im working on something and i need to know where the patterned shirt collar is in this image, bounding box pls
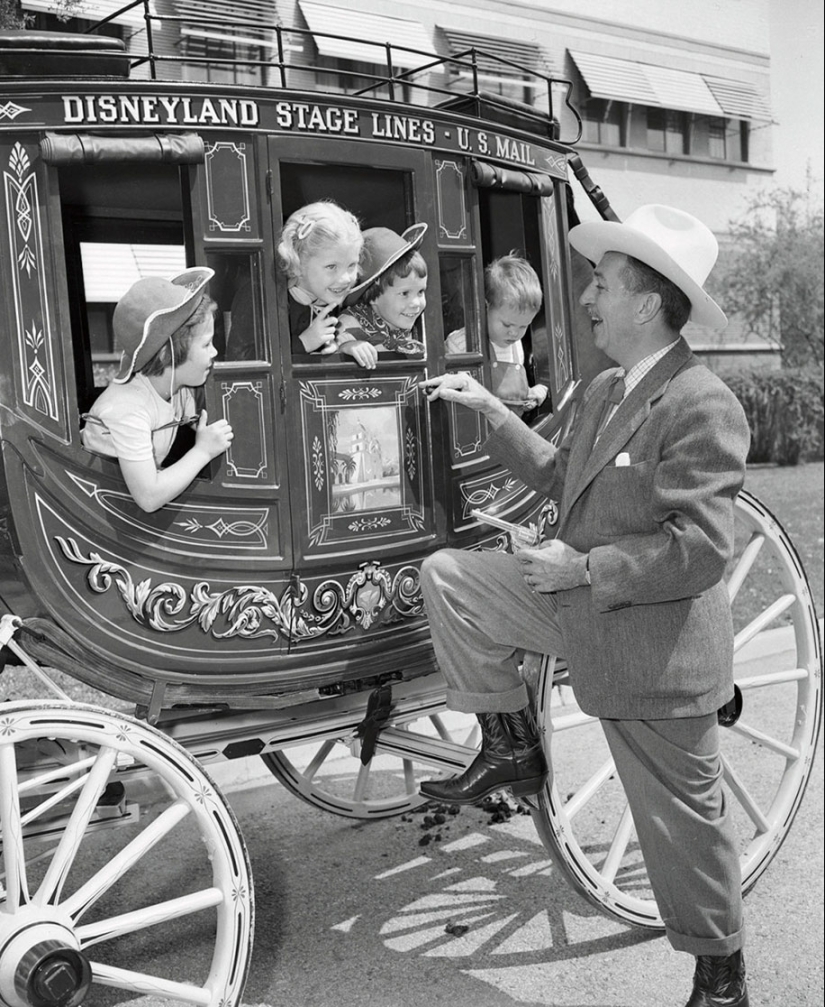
[619,339,681,397]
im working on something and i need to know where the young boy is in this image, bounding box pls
[82,267,233,512]
[337,224,428,370]
[446,254,547,416]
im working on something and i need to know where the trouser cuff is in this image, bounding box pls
[446,683,530,714]
[666,925,745,957]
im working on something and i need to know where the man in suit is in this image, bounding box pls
[418,204,751,1007]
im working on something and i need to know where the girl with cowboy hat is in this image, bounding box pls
[336,223,428,369]
[81,267,233,512]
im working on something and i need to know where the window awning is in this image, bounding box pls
[704,76,772,121]
[20,0,147,27]
[569,50,771,121]
[175,0,277,31]
[440,27,551,82]
[297,1,433,69]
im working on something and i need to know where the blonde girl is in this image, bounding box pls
[276,200,363,354]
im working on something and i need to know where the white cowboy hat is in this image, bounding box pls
[113,267,214,382]
[345,222,428,304]
[569,204,726,330]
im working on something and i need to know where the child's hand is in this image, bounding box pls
[340,340,379,370]
[300,302,339,353]
[525,383,549,408]
[194,410,234,460]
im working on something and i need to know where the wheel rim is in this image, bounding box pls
[530,489,822,928]
[262,709,480,819]
[0,702,253,1006]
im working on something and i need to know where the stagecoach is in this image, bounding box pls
[0,11,821,1005]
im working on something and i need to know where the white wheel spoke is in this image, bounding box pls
[727,532,765,602]
[78,888,223,947]
[430,714,450,741]
[304,739,336,781]
[733,594,797,651]
[90,962,211,1004]
[35,745,118,906]
[601,804,635,884]
[63,800,191,920]
[735,667,808,689]
[728,720,800,760]
[0,744,29,910]
[721,754,771,833]
[17,754,97,794]
[20,773,88,828]
[564,758,616,820]
[403,758,416,792]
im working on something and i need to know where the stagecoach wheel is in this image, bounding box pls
[530,488,822,929]
[0,701,253,1007]
[261,709,479,819]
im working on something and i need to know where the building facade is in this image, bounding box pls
[21,0,778,359]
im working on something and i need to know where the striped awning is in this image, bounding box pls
[440,28,551,81]
[704,76,772,121]
[297,1,433,69]
[20,0,148,27]
[569,50,771,122]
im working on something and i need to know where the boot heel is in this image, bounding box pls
[509,776,546,797]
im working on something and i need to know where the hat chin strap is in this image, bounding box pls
[168,337,176,400]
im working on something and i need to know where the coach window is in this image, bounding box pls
[277,159,421,362]
[205,251,265,362]
[441,256,479,356]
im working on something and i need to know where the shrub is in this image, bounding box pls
[724,367,824,466]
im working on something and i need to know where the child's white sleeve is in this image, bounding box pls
[85,407,156,463]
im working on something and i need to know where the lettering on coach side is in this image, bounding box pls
[274,101,360,134]
[62,95,260,127]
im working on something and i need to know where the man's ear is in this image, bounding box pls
[637,290,662,324]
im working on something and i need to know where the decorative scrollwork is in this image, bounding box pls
[311,435,325,491]
[55,536,423,642]
[404,426,417,481]
[338,387,382,401]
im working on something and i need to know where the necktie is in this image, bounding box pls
[595,374,625,440]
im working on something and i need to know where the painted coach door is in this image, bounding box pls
[267,136,441,579]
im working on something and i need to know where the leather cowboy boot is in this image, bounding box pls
[419,706,547,804]
[685,950,749,1007]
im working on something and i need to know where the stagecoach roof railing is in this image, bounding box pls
[80,0,583,145]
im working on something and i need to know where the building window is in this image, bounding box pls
[647,108,688,155]
[182,34,267,86]
[738,121,750,163]
[315,58,411,101]
[582,98,624,146]
[708,117,728,159]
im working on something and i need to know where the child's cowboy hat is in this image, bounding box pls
[113,267,214,383]
[346,222,428,303]
[568,204,726,330]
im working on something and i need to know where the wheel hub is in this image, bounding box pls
[0,918,91,1007]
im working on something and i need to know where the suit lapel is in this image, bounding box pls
[561,340,695,522]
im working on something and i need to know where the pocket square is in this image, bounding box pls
[615,452,631,467]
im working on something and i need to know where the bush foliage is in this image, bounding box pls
[724,366,824,466]
[708,186,824,368]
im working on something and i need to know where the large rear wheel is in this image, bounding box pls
[530,489,822,928]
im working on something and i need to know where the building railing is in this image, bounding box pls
[82,0,583,143]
